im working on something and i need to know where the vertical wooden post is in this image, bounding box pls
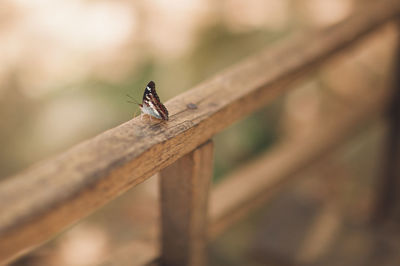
[159,140,213,266]
[373,28,400,223]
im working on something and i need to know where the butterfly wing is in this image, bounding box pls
[142,81,169,120]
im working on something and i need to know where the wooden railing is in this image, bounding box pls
[1,0,400,265]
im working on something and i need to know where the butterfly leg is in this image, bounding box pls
[140,113,143,121]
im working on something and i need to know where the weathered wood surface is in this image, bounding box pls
[160,141,213,266]
[101,89,390,266]
[0,0,399,264]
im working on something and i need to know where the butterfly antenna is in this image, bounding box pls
[126,94,140,105]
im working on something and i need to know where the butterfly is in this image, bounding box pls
[127,81,169,121]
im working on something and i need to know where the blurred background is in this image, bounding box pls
[1,0,399,265]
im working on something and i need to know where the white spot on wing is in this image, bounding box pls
[148,101,160,116]
[140,100,162,119]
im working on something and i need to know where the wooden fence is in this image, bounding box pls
[1,0,400,265]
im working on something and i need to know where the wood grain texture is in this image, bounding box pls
[96,87,390,266]
[160,140,213,266]
[0,0,399,264]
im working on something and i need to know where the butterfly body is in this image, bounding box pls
[130,81,169,121]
